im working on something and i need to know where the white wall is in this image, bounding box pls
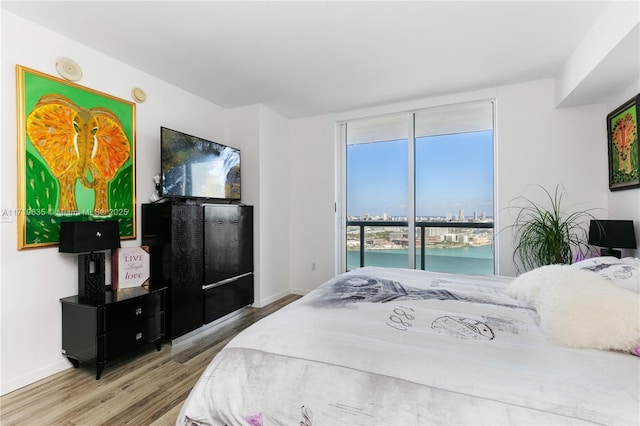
[256,106,291,304]
[288,115,337,294]
[495,79,608,276]
[228,104,291,305]
[0,12,229,394]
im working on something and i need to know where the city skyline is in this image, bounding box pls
[347,210,494,222]
[347,131,494,218]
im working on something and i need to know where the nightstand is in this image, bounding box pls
[60,286,165,379]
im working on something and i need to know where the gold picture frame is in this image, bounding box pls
[16,65,136,249]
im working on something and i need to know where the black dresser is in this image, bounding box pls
[142,201,254,340]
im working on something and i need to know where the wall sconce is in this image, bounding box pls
[59,221,121,300]
[588,219,637,258]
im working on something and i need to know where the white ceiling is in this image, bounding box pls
[2,1,632,118]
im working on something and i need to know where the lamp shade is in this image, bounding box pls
[588,220,637,249]
[59,220,121,253]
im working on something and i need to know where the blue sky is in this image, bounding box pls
[347,131,494,217]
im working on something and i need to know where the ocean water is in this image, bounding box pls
[347,244,495,275]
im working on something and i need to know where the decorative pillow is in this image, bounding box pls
[571,257,640,293]
[506,265,640,352]
[505,264,568,308]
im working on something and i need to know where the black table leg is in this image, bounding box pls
[96,364,105,380]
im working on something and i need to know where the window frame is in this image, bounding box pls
[337,99,497,274]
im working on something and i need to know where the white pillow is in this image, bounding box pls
[505,264,568,308]
[571,257,640,293]
[506,265,640,352]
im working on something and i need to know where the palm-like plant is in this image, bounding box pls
[507,185,597,273]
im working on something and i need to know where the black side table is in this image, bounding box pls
[60,286,165,379]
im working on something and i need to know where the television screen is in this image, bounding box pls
[160,127,241,200]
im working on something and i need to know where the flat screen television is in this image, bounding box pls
[160,127,241,200]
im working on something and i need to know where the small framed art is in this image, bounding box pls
[607,94,639,191]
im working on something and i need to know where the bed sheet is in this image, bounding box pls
[178,267,640,425]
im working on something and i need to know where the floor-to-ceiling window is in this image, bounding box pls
[345,114,410,270]
[344,101,495,274]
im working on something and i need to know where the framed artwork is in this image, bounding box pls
[16,65,136,249]
[607,94,639,191]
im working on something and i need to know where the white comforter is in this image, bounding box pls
[178,267,640,425]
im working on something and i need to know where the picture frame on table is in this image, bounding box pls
[607,94,639,191]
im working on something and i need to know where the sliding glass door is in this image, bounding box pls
[346,114,409,270]
[344,101,495,274]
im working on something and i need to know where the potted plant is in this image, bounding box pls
[507,184,598,273]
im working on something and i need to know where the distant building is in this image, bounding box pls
[425,228,447,237]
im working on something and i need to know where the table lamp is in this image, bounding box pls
[59,220,121,300]
[588,219,637,258]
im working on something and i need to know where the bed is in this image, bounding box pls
[177,259,640,425]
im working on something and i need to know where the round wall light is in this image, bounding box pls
[55,57,83,81]
[131,87,147,103]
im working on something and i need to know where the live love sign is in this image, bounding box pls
[111,246,150,289]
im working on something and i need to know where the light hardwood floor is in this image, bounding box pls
[0,294,301,426]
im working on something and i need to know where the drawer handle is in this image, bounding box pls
[136,332,143,340]
[135,308,142,315]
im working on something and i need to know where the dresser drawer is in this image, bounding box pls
[101,314,163,360]
[103,291,163,331]
[203,274,254,324]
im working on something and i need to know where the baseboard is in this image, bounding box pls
[1,358,71,396]
[170,287,306,346]
[253,288,294,307]
[170,307,249,347]
[288,287,310,296]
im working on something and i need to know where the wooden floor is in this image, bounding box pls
[0,294,301,426]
